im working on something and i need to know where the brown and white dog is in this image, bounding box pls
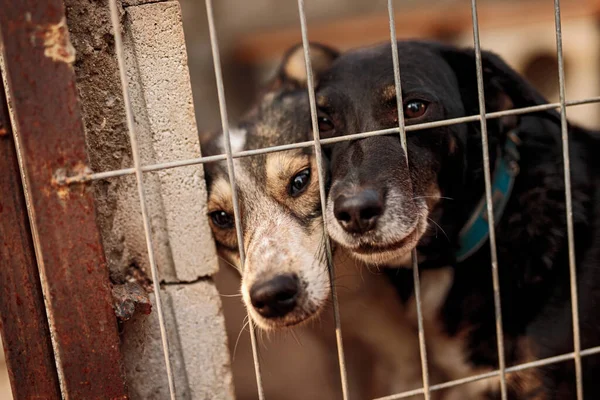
[202,46,439,399]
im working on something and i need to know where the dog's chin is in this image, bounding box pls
[349,244,415,266]
[246,300,328,331]
[346,227,420,266]
[328,213,428,267]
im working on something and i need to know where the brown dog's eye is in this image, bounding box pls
[404,100,428,119]
[289,168,311,197]
[210,210,234,229]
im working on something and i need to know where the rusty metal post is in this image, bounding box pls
[0,74,62,400]
[0,1,128,398]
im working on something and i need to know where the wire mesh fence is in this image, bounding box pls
[4,0,600,399]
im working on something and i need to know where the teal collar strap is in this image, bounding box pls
[455,131,521,263]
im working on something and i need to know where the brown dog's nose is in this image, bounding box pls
[250,274,299,319]
[334,189,384,234]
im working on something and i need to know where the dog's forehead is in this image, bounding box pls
[205,89,315,202]
[322,42,457,96]
[244,90,312,150]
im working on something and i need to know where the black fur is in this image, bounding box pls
[317,40,600,399]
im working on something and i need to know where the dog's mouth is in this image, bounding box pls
[254,305,326,330]
[331,212,428,266]
[352,226,419,255]
[325,191,430,265]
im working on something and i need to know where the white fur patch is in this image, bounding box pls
[219,127,247,154]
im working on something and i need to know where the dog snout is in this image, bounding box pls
[333,188,384,234]
[249,274,300,319]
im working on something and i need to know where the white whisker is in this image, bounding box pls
[427,217,450,242]
[233,316,251,362]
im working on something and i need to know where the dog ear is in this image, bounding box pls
[271,42,340,89]
[439,46,560,131]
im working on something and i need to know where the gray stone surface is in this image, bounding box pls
[121,281,234,400]
[125,1,217,281]
[166,282,234,400]
[67,0,217,283]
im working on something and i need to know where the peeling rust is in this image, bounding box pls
[111,282,152,321]
[52,162,93,186]
[38,17,76,64]
[51,163,94,204]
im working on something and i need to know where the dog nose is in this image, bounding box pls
[333,189,384,234]
[250,274,299,319]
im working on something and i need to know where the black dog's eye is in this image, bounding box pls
[210,210,234,229]
[404,100,428,119]
[317,113,335,133]
[289,168,311,197]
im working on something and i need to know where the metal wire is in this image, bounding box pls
[54,3,598,399]
[204,0,265,398]
[107,0,176,398]
[296,1,350,398]
[386,1,431,399]
[553,1,584,398]
[55,97,600,186]
[469,1,508,398]
[373,344,600,400]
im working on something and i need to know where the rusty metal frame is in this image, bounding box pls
[0,71,62,400]
[0,1,128,398]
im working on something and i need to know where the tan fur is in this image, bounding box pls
[283,46,336,86]
[265,151,321,218]
[425,182,442,211]
[316,95,328,108]
[506,338,546,400]
[382,84,398,103]
[284,50,310,85]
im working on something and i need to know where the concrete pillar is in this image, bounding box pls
[64,0,234,398]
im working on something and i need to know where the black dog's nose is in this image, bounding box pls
[334,189,384,234]
[250,274,299,319]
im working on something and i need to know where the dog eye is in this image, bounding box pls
[404,100,428,119]
[289,168,311,197]
[317,113,335,134]
[209,210,234,229]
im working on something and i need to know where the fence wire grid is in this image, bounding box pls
[84,0,600,399]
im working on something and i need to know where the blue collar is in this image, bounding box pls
[455,131,521,263]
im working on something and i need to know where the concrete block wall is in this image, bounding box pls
[64,0,233,398]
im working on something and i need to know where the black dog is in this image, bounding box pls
[298,41,600,399]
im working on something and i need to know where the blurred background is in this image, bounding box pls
[180,0,600,134]
[2,0,600,399]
